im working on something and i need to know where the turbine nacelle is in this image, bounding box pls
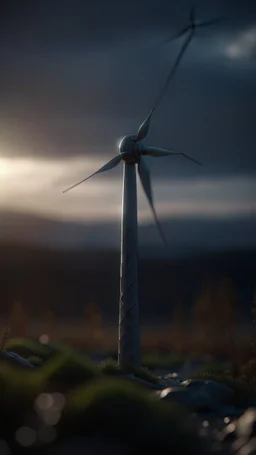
[118,135,141,164]
[63,133,202,196]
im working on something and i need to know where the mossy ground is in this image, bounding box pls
[2,337,256,454]
[0,338,207,454]
[98,357,159,384]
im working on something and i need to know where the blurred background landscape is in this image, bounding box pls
[0,235,255,360]
[1,0,256,361]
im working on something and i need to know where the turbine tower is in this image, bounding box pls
[63,8,220,369]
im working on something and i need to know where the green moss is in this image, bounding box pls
[5,337,55,360]
[61,378,205,453]
[0,349,101,447]
[38,350,100,392]
[0,350,99,413]
[0,363,46,442]
[0,349,206,454]
[98,357,122,375]
[27,355,43,366]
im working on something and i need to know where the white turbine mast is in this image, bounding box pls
[63,8,221,369]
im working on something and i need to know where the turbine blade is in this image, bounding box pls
[196,17,226,28]
[136,109,154,142]
[63,154,123,193]
[142,146,203,165]
[181,153,203,166]
[189,5,196,24]
[142,146,178,157]
[152,30,194,112]
[138,157,168,246]
[161,26,190,45]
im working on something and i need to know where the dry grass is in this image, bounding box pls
[0,316,252,363]
[0,326,10,351]
[1,279,252,363]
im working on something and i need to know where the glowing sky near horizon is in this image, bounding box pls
[0,156,255,223]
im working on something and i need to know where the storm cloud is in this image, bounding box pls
[1,0,255,176]
[0,0,255,249]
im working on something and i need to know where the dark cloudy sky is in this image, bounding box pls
[0,0,255,248]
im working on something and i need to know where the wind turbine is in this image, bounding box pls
[63,7,220,369]
[63,118,202,369]
[163,6,224,45]
[152,6,224,112]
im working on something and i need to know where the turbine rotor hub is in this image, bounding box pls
[118,135,141,164]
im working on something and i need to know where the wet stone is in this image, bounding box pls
[1,350,34,368]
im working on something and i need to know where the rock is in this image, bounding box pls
[159,373,183,387]
[156,379,234,413]
[160,380,183,388]
[120,374,165,390]
[1,350,34,368]
[181,379,234,412]
[155,386,197,410]
[215,405,246,418]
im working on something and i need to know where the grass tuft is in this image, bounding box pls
[98,357,159,384]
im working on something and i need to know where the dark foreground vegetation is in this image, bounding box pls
[2,333,256,454]
[0,246,255,453]
[0,338,209,455]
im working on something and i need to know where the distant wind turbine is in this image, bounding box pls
[63,7,220,369]
[152,6,225,112]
